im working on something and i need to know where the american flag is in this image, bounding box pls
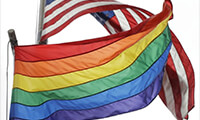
[37,0,194,119]
[39,0,127,41]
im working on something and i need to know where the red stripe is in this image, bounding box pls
[109,16,122,33]
[121,9,138,28]
[45,0,71,17]
[170,31,195,114]
[15,35,124,62]
[15,37,121,62]
[159,87,168,106]
[166,54,182,119]
[41,4,132,41]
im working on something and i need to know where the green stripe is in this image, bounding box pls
[11,26,171,106]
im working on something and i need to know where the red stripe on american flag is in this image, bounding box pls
[121,9,138,28]
[159,87,168,106]
[109,16,122,33]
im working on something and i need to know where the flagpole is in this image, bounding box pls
[36,0,47,44]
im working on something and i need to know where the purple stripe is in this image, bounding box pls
[46,70,163,120]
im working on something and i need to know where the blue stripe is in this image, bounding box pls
[46,0,55,6]
[91,10,115,25]
[10,42,172,120]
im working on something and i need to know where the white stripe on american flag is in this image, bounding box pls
[162,70,177,118]
[137,9,150,19]
[105,21,116,34]
[126,8,142,24]
[45,0,64,12]
[170,44,189,117]
[113,9,131,31]
[44,0,86,24]
[42,1,122,36]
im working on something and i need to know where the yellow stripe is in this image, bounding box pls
[13,13,171,92]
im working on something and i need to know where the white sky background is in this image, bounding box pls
[0,0,199,120]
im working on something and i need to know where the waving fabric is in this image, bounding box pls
[10,0,194,120]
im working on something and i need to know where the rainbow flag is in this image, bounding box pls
[10,1,186,120]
